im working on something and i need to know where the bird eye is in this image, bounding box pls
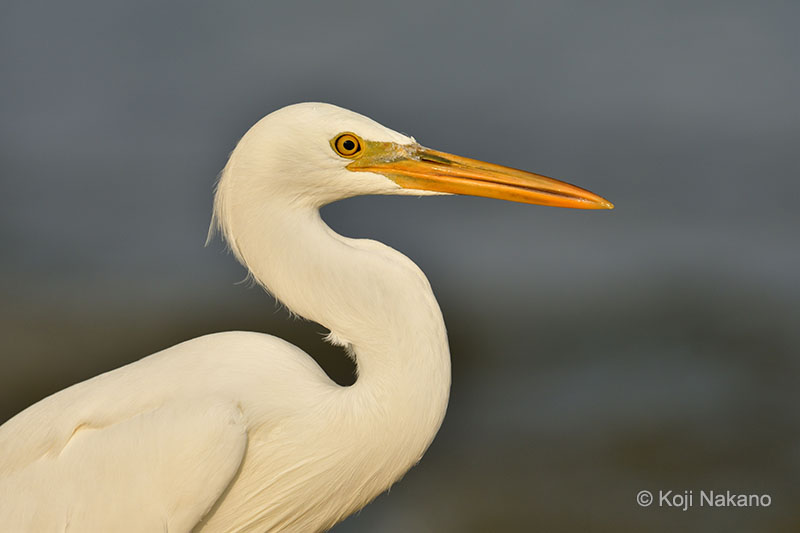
[332,133,363,158]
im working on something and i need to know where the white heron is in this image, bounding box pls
[0,103,612,532]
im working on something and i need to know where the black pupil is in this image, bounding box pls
[342,139,356,151]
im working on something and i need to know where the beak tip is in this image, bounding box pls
[584,195,613,210]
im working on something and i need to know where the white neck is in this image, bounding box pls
[219,190,451,466]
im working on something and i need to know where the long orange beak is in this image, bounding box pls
[347,141,613,210]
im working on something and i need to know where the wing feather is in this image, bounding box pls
[0,398,247,532]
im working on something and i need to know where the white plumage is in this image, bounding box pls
[0,103,611,532]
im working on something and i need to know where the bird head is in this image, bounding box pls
[215,102,613,211]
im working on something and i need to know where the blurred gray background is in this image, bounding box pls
[1,1,798,531]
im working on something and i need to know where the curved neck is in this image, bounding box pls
[225,200,451,456]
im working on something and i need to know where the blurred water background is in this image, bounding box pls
[1,1,799,531]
